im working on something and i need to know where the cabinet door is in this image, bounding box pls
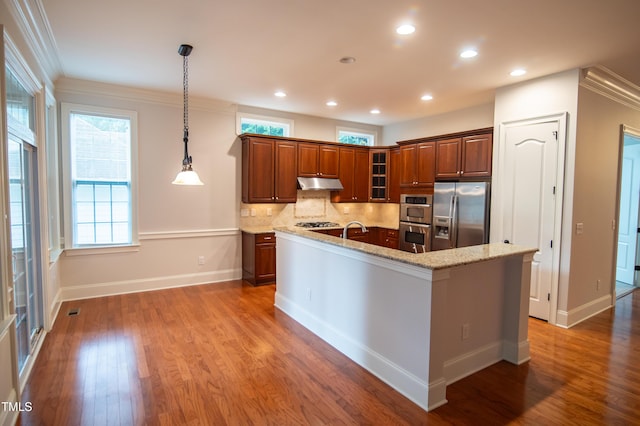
[319,145,339,178]
[245,138,275,202]
[388,148,401,202]
[297,143,319,177]
[399,145,417,187]
[332,147,355,202]
[435,138,461,178]
[416,142,436,186]
[274,141,298,202]
[255,243,276,281]
[353,148,370,201]
[461,133,493,177]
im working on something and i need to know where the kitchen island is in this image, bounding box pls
[273,226,537,411]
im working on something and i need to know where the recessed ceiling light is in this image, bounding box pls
[274,91,287,97]
[370,109,381,114]
[339,56,356,64]
[460,49,478,59]
[326,100,338,107]
[510,69,526,77]
[396,24,415,35]
[421,94,433,101]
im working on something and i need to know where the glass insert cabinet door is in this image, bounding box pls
[8,135,43,373]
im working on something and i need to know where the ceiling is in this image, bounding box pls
[40,0,640,126]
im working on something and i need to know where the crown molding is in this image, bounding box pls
[55,77,238,115]
[5,0,62,85]
[580,66,640,112]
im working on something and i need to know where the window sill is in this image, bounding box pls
[64,244,141,257]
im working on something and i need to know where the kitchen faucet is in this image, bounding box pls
[342,221,367,239]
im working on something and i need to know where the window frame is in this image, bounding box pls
[60,102,139,252]
[236,112,294,137]
[336,127,377,146]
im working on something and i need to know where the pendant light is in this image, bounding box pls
[172,44,204,185]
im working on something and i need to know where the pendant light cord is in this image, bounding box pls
[182,52,191,167]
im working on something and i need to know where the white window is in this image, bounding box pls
[337,127,376,146]
[237,112,293,137]
[61,103,138,249]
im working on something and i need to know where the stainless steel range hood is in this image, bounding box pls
[297,177,344,191]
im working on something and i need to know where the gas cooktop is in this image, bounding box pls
[295,221,340,228]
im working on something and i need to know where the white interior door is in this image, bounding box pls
[501,120,560,320]
[616,138,640,285]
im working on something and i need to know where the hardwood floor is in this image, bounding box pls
[19,281,640,425]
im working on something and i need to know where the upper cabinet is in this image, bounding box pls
[331,147,369,202]
[369,149,388,202]
[242,136,297,203]
[297,143,339,178]
[435,133,492,179]
[399,141,436,189]
[460,133,493,178]
[388,147,401,203]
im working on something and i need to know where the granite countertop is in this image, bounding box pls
[241,222,398,235]
[274,226,537,270]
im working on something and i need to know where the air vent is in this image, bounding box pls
[67,308,80,316]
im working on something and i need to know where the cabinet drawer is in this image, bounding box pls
[386,229,399,238]
[256,233,276,244]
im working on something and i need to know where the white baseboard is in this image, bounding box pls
[443,341,504,385]
[59,268,242,302]
[275,291,436,412]
[555,294,613,328]
[0,389,18,426]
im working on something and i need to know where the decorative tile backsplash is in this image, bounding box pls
[240,190,399,228]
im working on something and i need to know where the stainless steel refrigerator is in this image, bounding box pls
[431,182,490,251]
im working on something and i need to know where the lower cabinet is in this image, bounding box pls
[242,232,276,286]
[312,227,398,249]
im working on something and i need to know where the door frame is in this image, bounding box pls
[613,124,640,295]
[492,112,568,325]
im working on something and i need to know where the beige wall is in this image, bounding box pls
[571,86,640,310]
[381,103,494,145]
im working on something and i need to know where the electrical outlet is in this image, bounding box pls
[250,208,257,217]
[198,256,205,265]
[267,207,272,216]
[462,323,470,340]
[576,223,584,235]
[240,209,249,217]
[597,279,601,291]
[343,207,350,214]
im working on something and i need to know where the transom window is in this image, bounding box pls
[337,127,376,146]
[62,104,138,248]
[237,113,293,137]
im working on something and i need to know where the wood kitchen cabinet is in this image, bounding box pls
[242,232,276,286]
[297,143,339,178]
[331,147,369,202]
[377,228,399,249]
[435,133,492,179]
[388,147,401,203]
[369,149,389,202]
[242,136,297,203]
[399,142,436,190]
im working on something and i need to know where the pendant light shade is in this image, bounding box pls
[172,43,204,186]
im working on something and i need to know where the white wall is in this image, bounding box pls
[381,103,494,145]
[493,69,580,323]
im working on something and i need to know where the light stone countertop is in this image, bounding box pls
[274,226,537,270]
[240,222,398,235]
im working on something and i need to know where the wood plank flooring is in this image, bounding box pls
[18,282,640,425]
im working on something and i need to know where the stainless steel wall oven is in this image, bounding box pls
[399,194,432,253]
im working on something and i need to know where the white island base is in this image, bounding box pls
[274,229,535,411]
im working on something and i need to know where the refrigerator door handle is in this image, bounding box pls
[451,194,459,247]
